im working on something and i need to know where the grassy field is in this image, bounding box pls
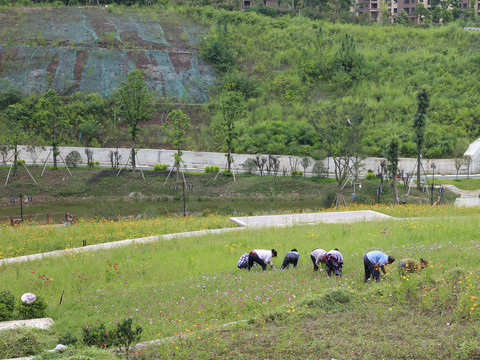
[434,177,480,190]
[1,206,480,359]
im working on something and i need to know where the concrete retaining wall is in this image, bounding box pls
[8,145,472,176]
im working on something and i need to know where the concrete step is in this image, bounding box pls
[455,197,480,207]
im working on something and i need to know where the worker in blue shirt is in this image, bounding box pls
[364,250,395,283]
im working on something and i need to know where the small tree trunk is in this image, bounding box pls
[416,146,421,190]
[393,176,399,205]
[176,149,181,181]
[131,143,136,171]
[13,144,18,176]
[227,146,232,171]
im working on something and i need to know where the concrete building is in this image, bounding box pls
[356,0,475,22]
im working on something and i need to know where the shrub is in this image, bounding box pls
[153,164,168,171]
[113,318,143,357]
[205,166,220,173]
[312,161,327,178]
[65,151,82,168]
[290,170,303,176]
[218,204,235,215]
[58,332,78,345]
[321,190,337,208]
[202,208,214,217]
[200,33,235,73]
[0,303,11,322]
[242,158,257,174]
[17,296,47,320]
[16,159,26,166]
[365,172,376,180]
[352,193,371,204]
[222,169,233,177]
[81,323,115,348]
[0,290,15,314]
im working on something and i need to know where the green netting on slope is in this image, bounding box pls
[79,49,135,97]
[51,48,77,94]
[3,9,99,46]
[123,16,168,46]
[0,46,215,101]
[0,8,216,101]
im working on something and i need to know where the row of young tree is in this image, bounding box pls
[308,88,470,205]
[0,70,242,177]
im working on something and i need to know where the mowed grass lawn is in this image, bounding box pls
[1,206,480,359]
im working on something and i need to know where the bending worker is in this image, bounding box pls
[364,250,395,282]
[310,248,327,271]
[248,249,277,271]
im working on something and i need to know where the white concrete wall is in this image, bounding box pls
[7,145,470,176]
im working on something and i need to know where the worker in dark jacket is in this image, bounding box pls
[280,249,300,269]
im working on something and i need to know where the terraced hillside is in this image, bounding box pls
[0,7,215,101]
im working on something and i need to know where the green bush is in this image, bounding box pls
[242,158,257,174]
[218,204,235,215]
[0,290,15,316]
[321,190,337,208]
[65,151,82,168]
[153,164,168,171]
[81,323,115,348]
[113,318,143,357]
[312,161,327,178]
[200,33,235,73]
[365,172,376,180]
[0,303,11,322]
[58,332,78,346]
[221,169,232,177]
[17,297,47,320]
[290,170,303,176]
[352,193,371,204]
[205,166,220,173]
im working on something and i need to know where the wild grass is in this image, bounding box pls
[0,215,234,259]
[1,209,480,358]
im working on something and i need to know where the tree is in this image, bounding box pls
[4,104,29,175]
[464,155,472,178]
[115,70,153,171]
[414,3,432,23]
[301,156,312,177]
[216,91,245,171]
[386,136,400,205]
[453,139,469,180]
[413,88,430,190]
[35,89,64,170]
[309,103,364,205]
[162,109,190,180]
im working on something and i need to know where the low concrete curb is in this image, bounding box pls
[230,210,392,228]
[0,318,54,332]
[0,228,241,267]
